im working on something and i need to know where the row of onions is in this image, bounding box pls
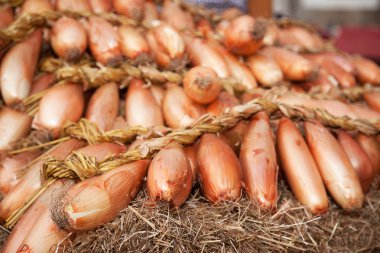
[0,0,380,252]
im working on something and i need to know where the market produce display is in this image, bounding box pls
[0,0,380,252]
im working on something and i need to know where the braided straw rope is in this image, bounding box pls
[5,97,380,228]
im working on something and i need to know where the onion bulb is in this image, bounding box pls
[19,0,53,15]
[277,117,329,214]
[197,134,242,203]
[161,0,194,31]
[147,144,192,207]
[125,79,163,127]
[36,83,84,135]
[206,91,239,116]
[364,92,380,113]
[88,0,113,13]
[56,0,91,11]
[223,15,266,55]
[240,112,277,210]
[55,160,147,231]
[304,121,364,210]
[356,134,380,175]
[247,53,283,87]
[86,82,119,131]
[113,0,144,21]
[0,30,42,105]
[351,56,380,85]
[183,66,222,104]
[118,25,151,63]
[0,150,41,195]
[337,131,374,193]
[87,17,123,66]
[51,17,88,61]
[162,85,205,128]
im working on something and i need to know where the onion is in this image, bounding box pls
[118,25,151,63]
[0,139,84,221]
[147,144,192,207]
[36,83,84,135]
[142,1,158,25]
[301,67,335,93]
[17,207,68,252]
[215,20,230,38]
[206,91,239,116]
[240,112,277,210]
[111,116,128,130]
[351,56,380,85]
[185,37,230,78]
[51,17,88,61]
[198,134,242,203]
[223,15,265,55]
[222,121,248,154]
[113,0,144,21]
[337,131,374,193]
[30,74,55,95]
[2,180,72,253]
[261,47,317,81]
[306,54,356,88]
[56,0,91,11]
[184,144,198,182]
[210,41,258,90]
[162,85,205,128]
[277,118,329,214]
[279,26,323,52]
[0,150,41,195]
[57,160,147,231]
[221,8,242,20]
[150,85,165,107]
[364,92,380,113]
[125,79,163,127]
[0,30,42,105]
[146,22,186,70]
[304,121,364,210]
[356,134,380,175]
[19,0,53,15]
[0,108,32,151]
[247,53,283,87]
[87,17,123,66]
[350,103,380,122]
[277,28,303,52]
[161,0,194,31]
[183,66,222,104]
[86,82,119,131]
[88,0,113,13]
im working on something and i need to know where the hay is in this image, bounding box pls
[1,180,379,252]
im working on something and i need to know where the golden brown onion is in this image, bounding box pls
[183,66,222,104]
[86,82,119,131]
[0,108,32,150]
[206,91,239,116]
[364,92,380,113]
[51,17,87,61]
[57,160,148,232]
[162,85,205,128]
[36,83,84,134]
[247,53,283,87]
[198,134,242,203]
[337,131,374,193]
[30,74,55,95]
[0,30,42,105]
[147,145,192,207]
[0,139,84,221]
[143,1,158,24]
[113,0,144,21]
[185,37,230,78]
[262,23,279,46]
[277,118,329,214]
[304,121,364,210]
[88,0,112,13]
[150,84,165,107]
[356,134,380,175]
[87,17,123,66]
[56,0,91,11]
[184,144,198,182]
[240,112,277,210]
[223,15,265,55]
[301,67,335,93]
[0,6,13,28]
[146,22,186,70]
[261,46,317,81]
[125,79,163,127]
[0,150,41,195]
[19,0,53,15]
[351,56,380,85]
[118,25,151,63]
[161,0,194,31]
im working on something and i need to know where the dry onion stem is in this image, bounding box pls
[5,97,380,228]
